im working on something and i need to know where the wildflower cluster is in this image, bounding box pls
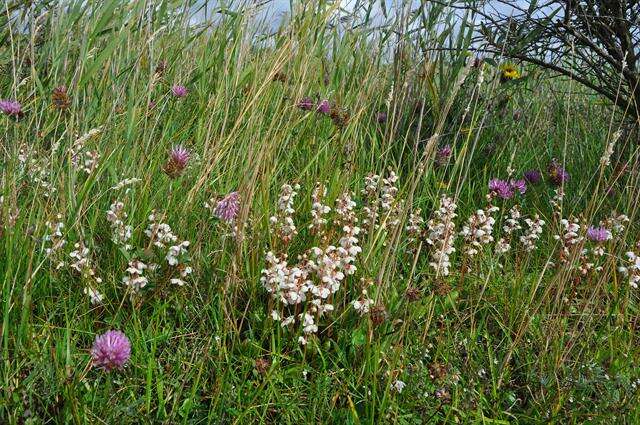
[520,215,545,252]
[405,208,424,251]
[262,185,363,345]
[460,204,499,257]
[70,128,102,175]
[69,241,104,303]
[17,146,57,196]
[43,215,67,269]
[122,259,149,292]
[106,201,133,250]
[144,212,192,286]
[619,251,640,288]
[361,170,401,231]
[426,195,457,276]
[554,217,583,264]
[270,183,300,243]
[496,206,522,254]
[309,183,331,234]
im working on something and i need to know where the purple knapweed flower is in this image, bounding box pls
[214,191,240,223]
[0,99,23,118]
[316,99,331,114]
[297,97,314,111]
[548,159,570,186]
[523,169,542,184]
[488,178,514,199]
[586,226,611,242]
[171,85,188,98]
[436,145,452,166]
[163,145,190,178]
[509,179,527,195]
[91,330,131,371]
[376,112,387,124]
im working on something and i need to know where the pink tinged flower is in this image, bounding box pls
[586,226,610,242]
[488,178,513,199]
[163,145,190,178]
[91,330,131,371]
[376,112,387,123]
[297,97,314,111]
[436,145,452,166]
[214,191,240,223]
[171,85,188,98]
[509,179,527,194]
[0,99,23,118]
[170,145,190,168]
[523,169,542,184]
[316,99,331,114]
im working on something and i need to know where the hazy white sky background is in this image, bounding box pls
[190,1,539,36]
[190,0,419,32]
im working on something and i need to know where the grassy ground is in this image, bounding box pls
[1,1,639,423]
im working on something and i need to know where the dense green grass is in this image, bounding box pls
[1,1,639,423]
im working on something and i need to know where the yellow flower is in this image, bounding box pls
[500,63,520,80]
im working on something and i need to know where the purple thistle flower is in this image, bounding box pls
[163,145,190,178]
[214,191,240,223]
[586,226,610,242]
[436,145,452,166]
[316,99,331,114]
[91,330,131,371]
[548,159,570,186]
[523,169,542,184]
[297,97,314,111]
[171,85,188,98]
[0,99,23,118]
[376,112,387,124]
[509,179,527,195]
[488,178,514,199]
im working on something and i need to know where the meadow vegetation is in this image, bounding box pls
[1,1,639,423]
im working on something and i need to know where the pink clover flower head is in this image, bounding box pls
[488,178,514,199]
[586,226,610,242]
[0,99,23,117]
[91,330,131,371]
[436,144,452,166]
[163,145,190,178]
[214,191,240,223]
[509,179,527,195]
[171,85,188,98]
[316,99,331,114]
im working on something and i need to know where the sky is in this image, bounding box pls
[190,0,411,32]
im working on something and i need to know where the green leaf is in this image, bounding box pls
[351,327,366,346]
